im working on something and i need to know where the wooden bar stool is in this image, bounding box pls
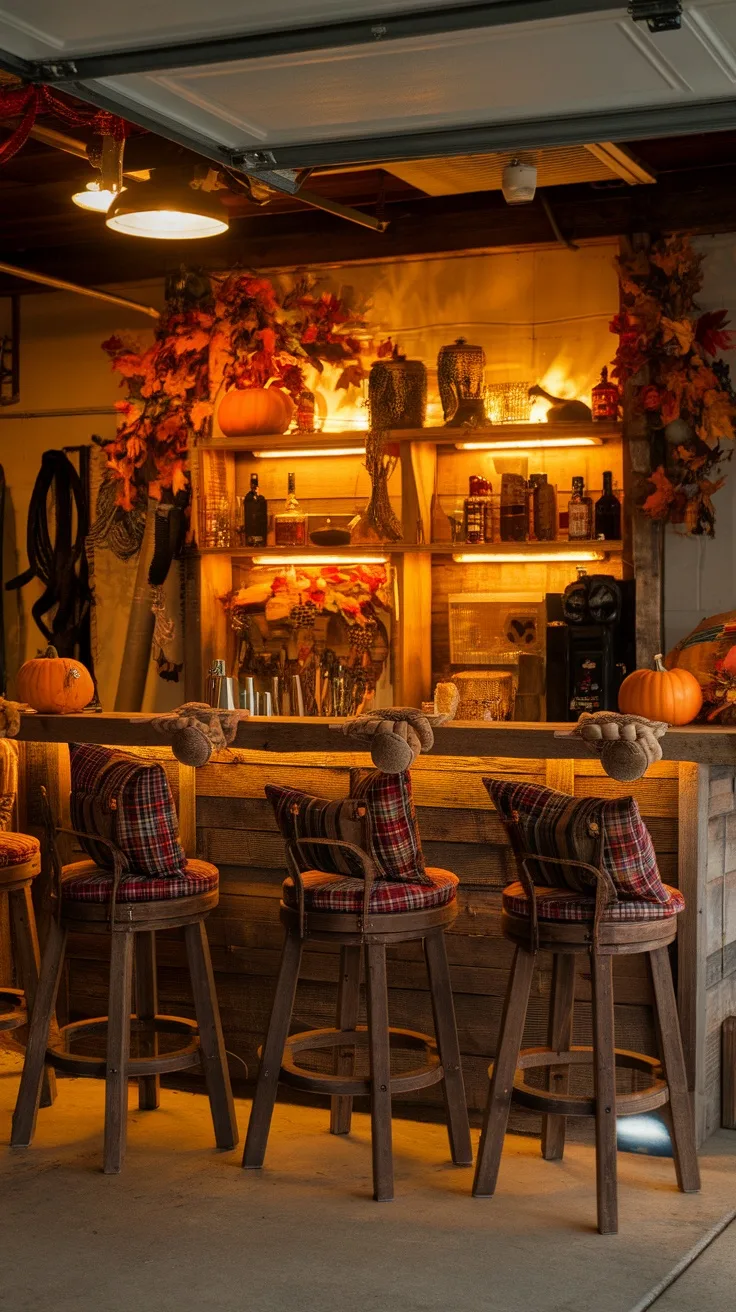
[11,812,238,1173]
[243,837,472,1200]
[472,854,700,1234]
[0,831,55,1108]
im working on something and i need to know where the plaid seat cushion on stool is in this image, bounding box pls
[282,866,458,914]
[349,768,430,884]
[0,832,39,867]
[484,778,670,905]
[61,858,219,903]
[70,743,186,878]
[502,881,685,923]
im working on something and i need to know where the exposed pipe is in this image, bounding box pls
[28,124,89,160]
[540,194,579,252]
[0,406,117,421]
[0,261,160,319]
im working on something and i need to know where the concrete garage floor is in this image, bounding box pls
[2,1047,736,1312]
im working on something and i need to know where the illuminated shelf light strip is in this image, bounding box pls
[252,446,365,459]
[251,554,387,566]
[455,436,600,452]
[452,551,605,564]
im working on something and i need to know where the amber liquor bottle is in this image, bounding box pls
[567,476,593,540]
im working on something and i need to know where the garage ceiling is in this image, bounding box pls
[2,1,736,175]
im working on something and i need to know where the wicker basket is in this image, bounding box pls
[452,671,515,721]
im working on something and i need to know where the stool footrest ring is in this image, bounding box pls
[0,987,26,1033]
[47,1014,200,1078]
[279,1025,443,1097]
[500,1045,668,1118]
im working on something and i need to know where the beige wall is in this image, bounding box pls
[0,240,618,707]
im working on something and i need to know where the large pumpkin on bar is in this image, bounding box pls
[618,653,703,725]
[217,385,293,437]
[17,646,94,714]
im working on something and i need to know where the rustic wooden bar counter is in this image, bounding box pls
[13,714,736,1145]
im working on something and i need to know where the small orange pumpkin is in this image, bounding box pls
[218,386,293,437]
[17,645,95,714]
[618,653,703,725]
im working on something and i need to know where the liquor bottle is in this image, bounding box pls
[567,476,593,540]
[464,476,485,544]
[591,366,619,422]
[529,473,557,541]
[274,471,307,547]
[594,470,621,540]
[243,473,268,547]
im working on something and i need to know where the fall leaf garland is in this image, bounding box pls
[611,234,736,535]
[101,270,360,513]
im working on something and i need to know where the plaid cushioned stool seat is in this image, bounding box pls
[283,866,458,914]
[502,881,685,924]
[0,833,40,866]
[61,858,219,903]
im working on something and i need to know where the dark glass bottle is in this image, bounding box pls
[529,473,557,542]
[244,473,268,547]
[594,470,622,540]
[500,473,528,542]
[567,476,593,540]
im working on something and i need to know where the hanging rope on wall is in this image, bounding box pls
[5,448,95,667]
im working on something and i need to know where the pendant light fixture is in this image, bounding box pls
[106,173,229,240]
[72,178,125,213]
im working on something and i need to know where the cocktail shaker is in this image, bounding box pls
[206,660,239,710]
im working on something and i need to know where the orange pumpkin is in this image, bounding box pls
[218,386,293,437]
[618,653,703,725]
[17,645,95,714]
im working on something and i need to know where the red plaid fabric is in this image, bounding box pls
[0,832,39,867]
[282,866,458,914]
[266,785,367,876]
[350,769,430,884]
[502,881,685,923]
[485,778,670,905]
[70,744,185,878]
[61,858,218,904]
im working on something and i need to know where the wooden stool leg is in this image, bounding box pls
[103,930,134,1175]
[473,945,535,1197]
[591,951,618,1235]
[649,946,701,1193]
[11,915,67,1147]
[135,929,160,1112]
[424,928,473,1166]
[184,919,238,1150]
[243,926,303,1168]
[330,944,362,1136]
[541,953,576,1162]
[8,884,57,1108]
[364,942,394,1202]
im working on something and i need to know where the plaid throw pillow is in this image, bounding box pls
[350,769,430,885]
[484,777,670,905]
[266,785,368,877]
[70,744,186,878]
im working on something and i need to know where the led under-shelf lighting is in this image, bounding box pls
[252,446,365,459]
[251,554,388,566]
[452,551,605,564]
[456,436,600,452]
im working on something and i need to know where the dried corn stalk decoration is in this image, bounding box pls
[359,428,402,542]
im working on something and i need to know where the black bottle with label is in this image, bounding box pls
[244,473,268,546]
[594,470,621,540]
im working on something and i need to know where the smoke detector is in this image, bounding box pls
[502,159,538,205]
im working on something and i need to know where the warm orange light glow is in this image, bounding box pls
[252,446,365,459]
[456,436,600,452]
[452,551,605,564]
[251,554,388,566]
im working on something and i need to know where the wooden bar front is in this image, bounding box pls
[15,714,736,1145]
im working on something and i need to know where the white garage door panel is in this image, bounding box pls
[0,0,476,58]
[101,14,736,147]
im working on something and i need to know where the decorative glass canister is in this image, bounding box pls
[437,337,488,427]
[368,358,427,429]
